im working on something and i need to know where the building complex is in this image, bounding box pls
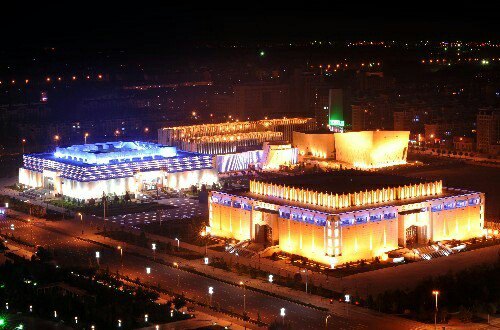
[19,141,218,200]
[209,171,484,266]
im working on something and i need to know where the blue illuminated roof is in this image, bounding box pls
[53,141,177,165]
[22,141,214,182]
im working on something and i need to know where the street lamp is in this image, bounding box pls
[280,307,286,325]
[117,246,123,271]
[144,314,148,323]
[21,138,26,154]
[152,243,156,260]
[84,132,89,144]
[268,274,274,283]
[174,238,180,251]
[146,267,151,275]
[325,314,331,328]
[54,135,60,146]
[432,290,439,330]
[345,294,350,318]
[208,286,214,306]
[95,251,100,268]
[301,268,309,294]
[173,262,180,287]
[239,281,247,316]
[78,212,83,234]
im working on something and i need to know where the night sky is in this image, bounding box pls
[5,3,500,50]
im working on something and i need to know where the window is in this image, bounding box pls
[340,218,353,226]
[356,216,368,224]
[444,202,455,210]
[370,214,382,222]
[279,210,290,219]
[468,197,480,206]
[456,200,467,208]
[431,204,443,212]
[384,212,396,219]
[315,217,327,226]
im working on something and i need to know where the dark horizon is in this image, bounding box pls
[5,3,500,51]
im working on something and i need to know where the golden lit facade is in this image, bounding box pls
[334,131,410,168]
[174,131,283,155]
[158,117,316,149]
[293,131,335,159]
[209,176,484,266]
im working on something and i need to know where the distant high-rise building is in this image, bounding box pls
[210,93,235,117]
[352,105,370,131]
[393,111,413,132]
[328,89,345,132]
[476,109,500,155]
[233,83,290,119]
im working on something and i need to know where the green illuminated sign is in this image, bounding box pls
[329,119,345,127]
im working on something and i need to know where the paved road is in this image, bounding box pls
[1,215,429,330]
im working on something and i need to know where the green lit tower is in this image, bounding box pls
[328,89,344,132]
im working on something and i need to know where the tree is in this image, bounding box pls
[124,191,131,203]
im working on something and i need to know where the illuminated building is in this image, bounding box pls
[293,130,409,168]
[293,130,335,159]
[19,141,218,200]
[208,171,484,266]
[158,117,316,149]
[334,131,409,168]
[174,131,283,155]
[216,142,298,173]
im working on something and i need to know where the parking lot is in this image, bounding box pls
[89,197,208,230]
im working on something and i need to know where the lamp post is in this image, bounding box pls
[175,238,180,251]
[239,281,247,316]
[301,268,309,294]
[173,262,180,287]
[21,138,26,154]
[152,243,156,260]
[208,286,213,307]
[78,212,83,234]
[280,307,285,325]
[345,294,350,319]
[95,251,100,268]
[84,132,89,144]
[54,135,60,147]
[117,246,123,271]
[432,290,439,330]
[325,314,331,328]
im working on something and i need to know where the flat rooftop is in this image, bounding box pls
[243,187,461,215]
[255,171,433,195]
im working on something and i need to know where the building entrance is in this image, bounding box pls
[405,225,427,247]
[255,224,272,245]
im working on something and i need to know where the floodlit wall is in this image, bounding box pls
[429,194,484,241]
[334,131,410,167]
[164,169,218,190]
[61,176,139,200]
[19,168,43,188]
[216,150,263,173]
[278,218,328,264]
[20,167,218,200]
[209,194,254,241]
[340,219,399,263]
[292,131,335,159]
[261,143,298,170]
